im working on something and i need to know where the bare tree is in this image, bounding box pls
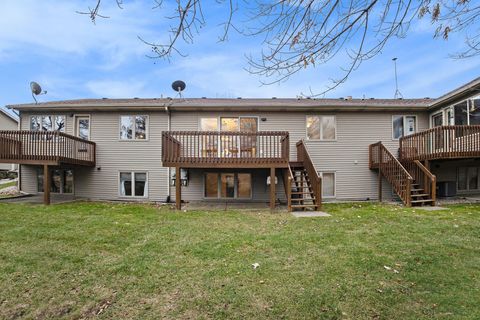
[80,0,480,95]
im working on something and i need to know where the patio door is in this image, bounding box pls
[220,117,258,158]
[239,117,258,158]
[220,118,239,157]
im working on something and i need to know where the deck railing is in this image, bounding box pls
[0,131,96,166]
[400,125,480,161]
[162,131,290,167]
[296,140,322,209]
[370,142,413,206]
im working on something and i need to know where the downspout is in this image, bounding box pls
[16,109,21,191]
[165,104,171,202]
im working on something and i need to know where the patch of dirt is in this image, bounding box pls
[78,295,116,319]
[0,186,18,196]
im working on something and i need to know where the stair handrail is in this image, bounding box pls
[370,141,413,206]
[403,160,436,206]
[296,139,322,209]
[284,163,294,212]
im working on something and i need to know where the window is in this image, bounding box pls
[37,169,73,194]
[320,172,336,198]
[306,116,336,140]
[221,173,235,198]
[471,96,480,125]
[392,115,416,139]
[432,112,443,127]
[119,171,147,197]
[204,172,252,199]
[76,116,90,140]
[458,167,480,191]
[454,101,469,125]
[200,118,218,131]
[120,115,148,140]
[30,115,65,132]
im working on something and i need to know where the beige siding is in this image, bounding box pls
[0,111,18,171]
[20,111,169,201]
[18,109,428,202]
[431,159,480,196]
[171,111,428,201]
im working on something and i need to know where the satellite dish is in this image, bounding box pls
[30,82,42,95]
[30,81,46,104]
[171,80,186,93]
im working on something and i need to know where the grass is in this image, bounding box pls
[0,202,479,319]
[0,180,16,190]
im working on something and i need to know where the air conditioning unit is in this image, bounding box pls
[437,181,457,197]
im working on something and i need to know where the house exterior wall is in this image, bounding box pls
[0,111,19,171]
[18,109,428,202]
[430,159,480,196]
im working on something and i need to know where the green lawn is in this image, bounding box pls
[0,202,479,319]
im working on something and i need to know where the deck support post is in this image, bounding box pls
[270,167,276,211]
[43,164,50,205]
[175,166,181,210]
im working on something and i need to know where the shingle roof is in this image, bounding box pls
[428,76,480,109]
[7,97,432,112]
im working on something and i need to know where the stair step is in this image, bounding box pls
[291,204,318,208]
[291,192,314,195]
[411,193,429,198]
[289,161,303,167]
[291,198,314,202]
[411,199,434,204]
[411,188,424,192]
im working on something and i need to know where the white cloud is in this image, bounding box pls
[0,0,164,65]
[85,79,156,98]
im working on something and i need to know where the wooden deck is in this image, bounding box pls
[0,131,96,167]
[162,131,290,168]
[400,125,480,161]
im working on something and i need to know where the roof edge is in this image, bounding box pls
[0,108,19,123]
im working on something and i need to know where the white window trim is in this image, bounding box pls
[319,171,336,198]
[118,171,149,199]
[74,114,91,140]
[305,115,337,141]
[392,115,417,140]
[30,115,66,132]
[119,115,149,141]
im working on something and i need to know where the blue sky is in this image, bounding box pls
[1,0,480,117]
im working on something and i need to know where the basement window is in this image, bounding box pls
[119,172,148,197]
[319,172,336,198]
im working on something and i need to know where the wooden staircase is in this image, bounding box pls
[288,162,321,211]
[283,141,322,212]
[369,142,436,207]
